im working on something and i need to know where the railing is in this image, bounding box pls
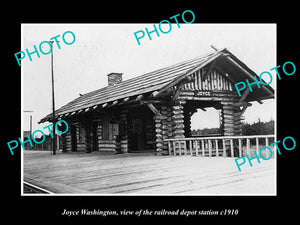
[165,135,275,158]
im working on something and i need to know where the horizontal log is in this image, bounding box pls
[155,123,162,128]
[173,119,184,124]
[222,107,234,111]
[173,130,185,135]
[179,96,237,101]
[222,123,234,129]
[233,102,252,107]
[172,105,184,110]
[174,135,185,138]
[224,133,235,136]
[156,143,164,148]
[173,124,185,129]
[172,114,184,119]
[222,114,234,119]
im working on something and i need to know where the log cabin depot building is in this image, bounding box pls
[39,48,274,155]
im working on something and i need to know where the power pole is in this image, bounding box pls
[23,110,34,136]
[30,115,32,137]
[23,110,34,150]
[50,41,56,155]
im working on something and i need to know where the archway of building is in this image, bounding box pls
[183,100,222,138]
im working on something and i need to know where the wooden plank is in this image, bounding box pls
[222,139,226,157]
[215,139,219,157]
[208,139,212,157]
[195,140,199,156]
[246,138,250,155]
[256,138,259,156]
[165,134,275,142]
[265,138,269,158]
[195,71,199,90]
[173,141,176,156]
[238,138,242,157]
[201,140,205,157]
[183,141,187,156]
[178,141,182,156]
[230,139,234,157]
[189,140,192,156]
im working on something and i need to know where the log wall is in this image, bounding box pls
[182,68,233,92]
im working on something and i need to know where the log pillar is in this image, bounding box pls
[160,105,169,154]
[166,106,173,139]
[85,120,92,153]
[154,113,164,155]
[61,133,67,152]
[183,110,193,137]
[172,100,186,155]
[95,114,103,151]
[119,109,129,153]
[152,104,170,155]
[233,106,243,135]
[220,102,235,136]
[61,120,68,152]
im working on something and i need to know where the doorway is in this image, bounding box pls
[92,122,98,151]
[131,118,146,151]
[70,125,77,151]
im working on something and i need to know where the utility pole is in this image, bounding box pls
[23,110,34,136]
[23,110,34,150]
[50,41,56,155]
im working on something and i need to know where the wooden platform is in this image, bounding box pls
[23,150,276,195]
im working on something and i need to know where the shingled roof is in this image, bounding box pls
[40,48,274,123]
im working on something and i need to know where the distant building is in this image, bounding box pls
[22,131,61,151]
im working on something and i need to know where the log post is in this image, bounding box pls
[172,100,186,155]
[61,133,67,152]
[220,102,235,136]
[154,113,164,155]
[61,120,68,152]
[160,105,169,154]
[85,120,92,153]
[233,106,243,135]
[183,110,193,137]
[220,102,234,157]
[120,109,129,153]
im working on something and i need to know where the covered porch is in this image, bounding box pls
[39,48,274,156]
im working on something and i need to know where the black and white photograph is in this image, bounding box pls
[21,23,276,195]
[2,4,299,224]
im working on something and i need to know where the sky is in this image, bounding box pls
[22,23,276,135]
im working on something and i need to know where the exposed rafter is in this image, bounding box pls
[202,61,217,81]
[146,103,162,117]
[225,56,274,97]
